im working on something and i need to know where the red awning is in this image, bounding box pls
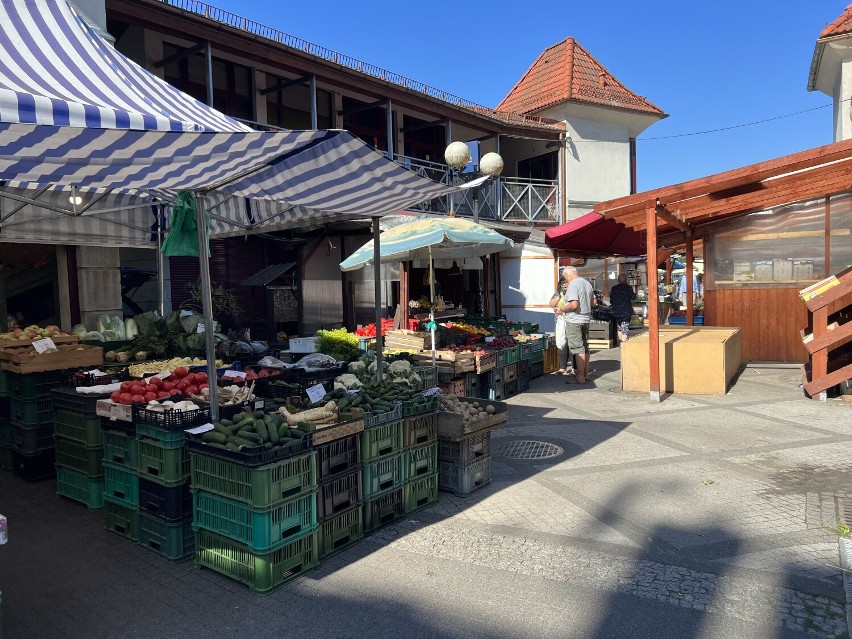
[544,212,647,257]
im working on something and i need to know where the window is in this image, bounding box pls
[265,76,333,129]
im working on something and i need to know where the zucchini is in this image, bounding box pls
[225,442,240,452]
[201,431,228,444]
[255,419,270,443]
[233,436,258,448]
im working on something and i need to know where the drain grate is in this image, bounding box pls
[496,440,563,460]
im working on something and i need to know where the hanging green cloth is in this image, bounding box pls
[160,191,210,257]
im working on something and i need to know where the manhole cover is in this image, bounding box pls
[496,440,564,460]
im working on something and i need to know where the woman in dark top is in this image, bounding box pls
[609,273,634,343]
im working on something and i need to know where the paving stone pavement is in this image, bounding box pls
[1,347,852,638]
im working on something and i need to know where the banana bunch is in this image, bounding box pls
[453,322,490,336]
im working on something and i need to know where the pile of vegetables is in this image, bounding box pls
[199,409,311,453]
[315,328,359,362]
[484,337,518,349]
[192,383,255,407]
[144,399,202,413]
[125,356,208,378]
[439,393,496,425]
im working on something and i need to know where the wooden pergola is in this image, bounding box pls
[593,137,852,400]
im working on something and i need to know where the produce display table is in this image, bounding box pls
[621,326,742,395]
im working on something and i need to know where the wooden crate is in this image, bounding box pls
[384,330,431,351]
[588,338,615,350]
[543,346,559,374]
[0,344,103,373]
[437,397,508,439]
[475,352,496,374]
[0,334,80,349]
[412,351,475,375]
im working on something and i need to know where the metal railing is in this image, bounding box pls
[391,154,560,224]
[160,0,562,130]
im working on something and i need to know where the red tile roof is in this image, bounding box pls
[496,38,664,117]
[820,5,852,38]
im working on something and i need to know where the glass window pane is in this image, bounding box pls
[830,193,852,275]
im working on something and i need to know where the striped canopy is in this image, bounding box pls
[0,0,458,246]
[339,215,514,271]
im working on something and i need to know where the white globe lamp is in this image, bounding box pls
[444,141,471,169]
[479,152,504,177]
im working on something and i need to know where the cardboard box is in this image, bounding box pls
[793,259,814,281]
[621,326,742,395]
[753,260,773,280]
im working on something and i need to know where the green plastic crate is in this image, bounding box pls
[401,396,437,417]
[192,490,317,554]
[103,462,139,508]
[190,451,316,509]
[402,413,437,449]
[134,423,185,449]
[402,443,438,483]
[404,472,438,513]
[54,436,103,477]
[0,368,8,397]
[9,397,52,427]
[0,444,12,470]
[138,514,195,562]
[359,419,402,462]
[362,487,404,533]
[102,429,139,470]
[56,466,105,511]
[0,418,9,447]
[361,454,402,499]
[104,498,140,542]
[137,438,190,486]
[318,505,363,560]
[194,527,318,594]
[53,410,103,447]
[7,370,64,400]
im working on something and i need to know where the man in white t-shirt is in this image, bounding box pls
[559,265,595,383]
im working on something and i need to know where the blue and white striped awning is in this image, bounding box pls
[0,0,247,132]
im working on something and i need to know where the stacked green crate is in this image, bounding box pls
[191,449,319,592]
[102,418,141,542]
[133,406,196,561]
[9,371,64,481]
[401,410,438,514]
[315,433,363,560]
[0,394,12,471]
[361,413,405,533]
[52,388,106,510]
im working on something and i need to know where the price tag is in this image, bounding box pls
[154,370,172,380]
[197,323,205,333]
[254,400,265,410]
[185,423,214,435]
[306,383,326,404]
[179,310,193,318]
[222,370,246,379]
[484,336,495,343]
[422,387,439,397]
[32,337,56,354]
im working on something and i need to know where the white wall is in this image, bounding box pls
[498,244,559,331]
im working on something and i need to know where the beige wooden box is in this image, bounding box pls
[621,327,742,395]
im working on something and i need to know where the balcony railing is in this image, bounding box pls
[392,154,560,225]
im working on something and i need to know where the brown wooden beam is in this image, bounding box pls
[646,203,661,401]
[597,137,852,219]
[685,238,694,325]
[657,204,692,234]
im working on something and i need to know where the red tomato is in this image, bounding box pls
[194,372,208,383]
[147,376,162,388]
[257,370,269,378]
[185,385,199,396]
[120,381,134,393]
[144,391,158,403]
[161,381,175,392]
[110,391,122,402]
[157,390,171,399]
[130,384,145,396]
[245,371,257,381]
[199,383,209,392]
[130,394,145,404]
[173,367,189,379]
[119,392,133,405]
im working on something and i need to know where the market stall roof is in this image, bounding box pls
[544,211,646,257]
[0,0,464,246]
[239,263,297,287]
[593,137,852,237]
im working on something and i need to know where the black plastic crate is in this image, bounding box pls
[65,367,128,388]
[184,429,312,468]
[8,370,64,400]
[50,388,108,418]
[362,487,404,533]
[132,404,211,432]
[9,397,53,427]
[0,397,9,420]
[317,469,362,521]
[10,421,55,454]
[316,434,360,482]
[12,448,55,482]
[138,477,192,523]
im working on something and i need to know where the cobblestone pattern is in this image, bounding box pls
[369,521,848,637]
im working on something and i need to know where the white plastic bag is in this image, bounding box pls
[555,315,568,350]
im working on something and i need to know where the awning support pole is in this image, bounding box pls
[685,238,694,325]
[156,208,165,316]
[429,245,436,369]
[373,217,383,381]
[647,203,661,402]
[194,193,219,420]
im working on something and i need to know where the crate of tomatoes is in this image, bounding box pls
[108,367,210,407]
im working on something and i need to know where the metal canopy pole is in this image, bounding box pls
[428,245,436,369]
[373,217,383,381]
[194,193,219,420]
[309,74,318,129]
[205,41,214,107]
[156,208,165,316]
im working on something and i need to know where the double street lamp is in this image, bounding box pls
[444,142,504,223]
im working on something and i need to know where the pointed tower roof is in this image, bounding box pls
[820,4,852,38]
[496,38,664,116]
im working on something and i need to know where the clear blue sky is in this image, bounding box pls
[213,0,848,192]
